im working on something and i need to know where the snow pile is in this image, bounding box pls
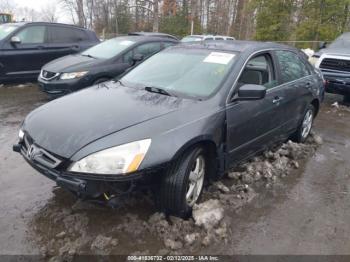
[302,48,315,58]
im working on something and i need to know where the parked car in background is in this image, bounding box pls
[14,41,323,218]
[181,34,235,42]
[38,36,178,97]
[311,32,350,102]
[0,13,12,24]
[0,22,99,83]
[128,32,178,41]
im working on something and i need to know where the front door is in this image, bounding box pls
[2,25,48,79]
[225,52,285,167]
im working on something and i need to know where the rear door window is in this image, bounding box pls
[275,50,311,83]
[15,26,46,44]
[49,26,88,43]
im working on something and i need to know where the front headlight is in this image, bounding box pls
[68,139,151,175]
[60,71,88,80]
[18,129,24,141]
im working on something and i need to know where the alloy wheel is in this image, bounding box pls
[186,155,205,207]
[301,109,313,139]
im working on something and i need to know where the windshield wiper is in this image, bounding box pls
[115,79,125,86]
[144,86,175,97]
[81,53,96,59]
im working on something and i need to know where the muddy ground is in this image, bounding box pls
[0,84,350,259]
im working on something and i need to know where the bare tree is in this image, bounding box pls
[41,4,58,23]
[0,0,16,13]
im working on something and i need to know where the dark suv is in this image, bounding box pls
[0,22,99,82]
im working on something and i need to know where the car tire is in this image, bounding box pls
[93,77,110,85]
[291,104,315,143]
[157,147,206,218]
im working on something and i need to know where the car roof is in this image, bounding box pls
[214,35,235,39]
[185,35,212,38]
[129,32,179,40]
[177,40,295,53]
[184,35,233,38]
[109,35,178,43]
[9,21,92,31]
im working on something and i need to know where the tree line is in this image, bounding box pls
[60,0,350,48]
[3,0,349,48]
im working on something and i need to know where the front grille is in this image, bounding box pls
[22,134,62,169]
[41,70,59,81]
[320,58,350,73]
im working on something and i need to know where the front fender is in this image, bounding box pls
[70,107,226,172]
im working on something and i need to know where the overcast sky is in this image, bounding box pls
[14,0,72,23]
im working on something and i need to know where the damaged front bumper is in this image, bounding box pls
[12,142,154,200]
[321,71,350,96]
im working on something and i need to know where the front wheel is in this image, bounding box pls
[291,104,315,143]
[157,147,206,218]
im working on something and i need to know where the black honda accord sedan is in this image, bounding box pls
[14,41,324,217]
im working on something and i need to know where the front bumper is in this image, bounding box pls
[38,76,91,97]
[13,142,151,198]
[321,71,350,96]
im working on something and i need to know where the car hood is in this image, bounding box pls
[42,54,105,73]
[23,82,194,158]
[316,48,350,57]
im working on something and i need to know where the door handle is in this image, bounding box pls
[272,96,283,104]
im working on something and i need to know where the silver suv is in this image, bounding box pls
[181,34,235,42]
[312,33,350,102]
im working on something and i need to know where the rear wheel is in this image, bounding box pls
[291,104,315,143]
[157,147,206,218]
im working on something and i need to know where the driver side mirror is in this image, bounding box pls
[132,54,144,63]
[10,36,21,44]
[318,41,327,49]
[236,84,266,101]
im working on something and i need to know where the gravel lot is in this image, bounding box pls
[0,84,350,258]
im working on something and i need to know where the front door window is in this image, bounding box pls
[15,26,46,44]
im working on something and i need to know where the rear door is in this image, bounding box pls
[274,50,314,133]
[1,25,48,79]
[46,25,92,63]
[226,52,285,166]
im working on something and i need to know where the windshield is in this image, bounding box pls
[0,24,18,41]
[122,48,237,98]
[181,36,204,42]
[81,38,135,59]
[328,33,350,49]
